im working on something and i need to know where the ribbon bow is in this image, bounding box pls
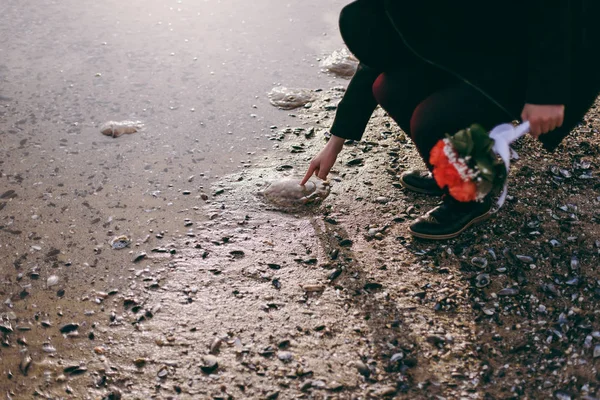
[488,121,531,208]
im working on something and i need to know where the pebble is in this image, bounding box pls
[498,288,519,296]
[339,239,353,247]
[328,268,342,281]
[110,235,131,250]
[277,351,293,363]
[134,358,147,368]
[594,345,600,358]
[426,335,446,346]
[200,355,219,373]
[42,343,57,353]
[390,352,404,363]
[302,284,325,293]
[355,361,370,377]
[47,275,59,287]
[133,252,147,263]
[554,391,572,400]
[64,365,87,375]
[373,386,397,397]
[516,255,534,263]
[157,366,168,379]
[19,354,32,376]
[209,338,222,354]
[570,256,580,270]
[311,380,327,389]
[471,257,488,269]
[475,273,490,288]
[328,381,344,391]
[0,322,13,333]
[59,323,79,333]
[346,158,364,166]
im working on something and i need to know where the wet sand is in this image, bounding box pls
[0,0,348,397]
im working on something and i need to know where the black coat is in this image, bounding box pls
[331,0,599,151]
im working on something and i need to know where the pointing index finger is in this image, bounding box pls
[300,165,316,186]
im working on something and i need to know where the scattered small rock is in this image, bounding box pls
[110,235,131,250]
[200,355,219,373]
[59,323,79,334]
[277,351,293,363]
[47,275,59,287]
[355,361,370,377]
[133,252,147,263]
[498,288,519,296]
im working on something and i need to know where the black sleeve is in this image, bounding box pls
[329,63,380,141]
[525,0,571,105]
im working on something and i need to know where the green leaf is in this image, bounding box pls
[476,159,495,182]
[450,129,473,156]
[469,124,494,159]
[477,179,494,197]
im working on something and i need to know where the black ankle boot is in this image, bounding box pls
[399,170,444,196]
[409,196,493,240]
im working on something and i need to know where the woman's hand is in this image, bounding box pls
[521,103,565,138]
[300,135,345,185]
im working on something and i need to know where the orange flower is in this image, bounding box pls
[449,180,478,202]
[429,140,448,167]
[433,163,462,189]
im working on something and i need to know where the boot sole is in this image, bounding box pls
[399,176,443,196]
[409,211,493,240]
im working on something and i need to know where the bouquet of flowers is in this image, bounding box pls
[430,121,531,205]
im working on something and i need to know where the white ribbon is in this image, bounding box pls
[488,120,530,208]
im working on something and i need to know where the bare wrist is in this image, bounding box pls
[327,135,345,154]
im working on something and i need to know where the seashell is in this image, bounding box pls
[209,337,222,355]
[498,288,519,296]
[42,343,56,353]
[47,275,59,287]
[475,274,490,288]
[570,255,579,270]
[594,345,600,358]
[301,284,325,293]
[516,255,534,263]
[565,277,579,286]
[59,323,79,334]
[471,257,488,269]
[559,169,572,178]
[110,235,131,250]
[19,354,32,376]
[200,355,219,373]
[389,353,404,363]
